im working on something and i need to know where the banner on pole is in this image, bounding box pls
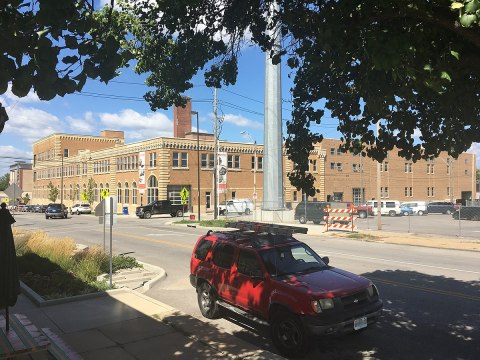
[217,152,227,194]
[138,151,146,194]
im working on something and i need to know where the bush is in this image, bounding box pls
[14,230,142,299]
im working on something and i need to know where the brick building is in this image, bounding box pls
[31,102,477,213]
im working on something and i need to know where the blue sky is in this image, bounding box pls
[0,0,479,176]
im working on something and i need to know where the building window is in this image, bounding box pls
[227,155,240,169]
[330,162,335,170]
[63,149,69,158]
[202,154,208,168]
[447,187,450,197]
[94,183,98,202]
[465,158,468,165]
[336,163,342,171]
[257,156,263,170]
[251,156,255,170]
[206,192,211,209]
[201,153,214,169]
[336,148,342,155]
[330,148,335,155]
[69,185,73,200]
[117,182,122,204]
[173,152,188,168]
[149,152,157,167]
[132,182,137,204]
[232,191,236,199]
[404,162,413,173]
[465,169,468,175]
[427,163,435,174]
[124,183,129,204]
[380,187,389,198]
[293,191,298,202]
[312,160,317,172]
[382,162,389,172]
[147,176,158,203]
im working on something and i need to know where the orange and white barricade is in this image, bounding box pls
[324,207,357,232]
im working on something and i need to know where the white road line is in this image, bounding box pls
[322,250,480,275]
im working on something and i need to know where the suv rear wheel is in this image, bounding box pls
[271,310,309,358]
[299,215,307,224]
[176,209,183,217]
[197,282,221,319]
[144,211,152,219]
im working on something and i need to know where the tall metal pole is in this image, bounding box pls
[61,151,64,207]
[376,122,382,230]
[264,0,284,210]
[213,88,218,219]
[241,131,257,214]
[192,111,201,221]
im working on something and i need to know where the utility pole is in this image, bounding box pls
[376,122,382,230]
[61,150,64,207]
[213,88,218,219]
[192,111,201,221]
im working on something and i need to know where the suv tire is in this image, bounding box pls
[198,282,221,319]
[245,208,251,215]
[77,210,80,215]
[271,310,309,358]
[299,215,307,224]
[176,209,183,217]
[144,211,152,219]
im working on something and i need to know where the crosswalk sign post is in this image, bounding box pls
[101,189,110,200]
[180,187,189,221]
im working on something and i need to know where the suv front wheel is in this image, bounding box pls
[198,282,221,319]
[271,310,309,358]
[388,210,396,217]
[299,215,307,224]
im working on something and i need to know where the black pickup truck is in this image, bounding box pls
[135,200,184,219]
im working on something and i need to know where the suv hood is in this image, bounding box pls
[280,267,370,297]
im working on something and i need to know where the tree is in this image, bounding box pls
[82,177,95,205]
[0,1,133,100]
[47,181,58,203]
[0,173,9,191]
[23,193,30,205]
[118,0,480,195]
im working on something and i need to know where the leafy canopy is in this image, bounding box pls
[1,1,479,195]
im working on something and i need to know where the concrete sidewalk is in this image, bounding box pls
[10,289,283,360]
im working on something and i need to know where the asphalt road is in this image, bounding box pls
[13,212,480,359]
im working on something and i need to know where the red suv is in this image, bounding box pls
[190,222,383,357]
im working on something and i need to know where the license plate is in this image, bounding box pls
[354,316,367,330]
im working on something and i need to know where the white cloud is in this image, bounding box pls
[1,84,41,105]
[222,114,263,129]
[0,145,32,175]
[98,109,173,140]
[467,142,480,167]
[2,106,63,143]
[66,112,97,134]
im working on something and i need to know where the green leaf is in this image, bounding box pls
[459,13,478,27]
[423,64,433,72]
[440,71,451,82]
[450,50,460,60]
[450,2,464,10]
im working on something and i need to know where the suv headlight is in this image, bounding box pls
[367,284,379,297]
[311,298,335,313]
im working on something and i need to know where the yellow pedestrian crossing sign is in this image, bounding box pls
[180,187,189,205]
[4,198,8,204]
[101,189,110,199]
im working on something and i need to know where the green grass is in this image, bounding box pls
[173,219,230,228]
[14,230,142,299]
[346,233,381,240]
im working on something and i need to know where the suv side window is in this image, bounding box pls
[194,238,213,260]
[213,243,235,269]
[237,250,263,277]
[386,202,396,208]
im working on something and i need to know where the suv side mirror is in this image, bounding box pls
[322,256,330,265]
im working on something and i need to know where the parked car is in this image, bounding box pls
[452,207,480,221]
[354,203,374,218]
[365,200,402,217]
[400,205,414,216]
[45,203,68,219]
[219,199,254,215]
[135,199,184,219]
[33,204,48,213]
[190,221,383,357]
[400,201,428,216]
[70,203,92,215]
[294,201,330,224]
[427,201,456,214]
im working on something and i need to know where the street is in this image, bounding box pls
[13,212,480,359]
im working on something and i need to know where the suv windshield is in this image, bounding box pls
[260,243,327,277]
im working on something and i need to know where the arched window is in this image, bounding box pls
[76,184,80,201]
[94,183,98,202]
[69,184,73,200]
[124,182,129,204]
[147,176,158,204]
[117,182,122,204]
[132,182,137,204]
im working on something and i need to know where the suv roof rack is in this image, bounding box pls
[225,221,308,236]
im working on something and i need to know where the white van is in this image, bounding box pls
[219,199,254,215]
[400,201,427,216]
[366,200,402,217]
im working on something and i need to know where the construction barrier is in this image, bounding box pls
[324,207,357,232]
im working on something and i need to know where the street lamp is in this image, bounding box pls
[240,131,257,215]
[192,111,201,221]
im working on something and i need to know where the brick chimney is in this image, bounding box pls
[173,97,192,138]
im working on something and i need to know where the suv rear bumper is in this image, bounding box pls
[301,299,383,336]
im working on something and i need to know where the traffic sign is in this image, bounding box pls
[4,197,8,204]
[101,189,110,199]
[180,187,189,205]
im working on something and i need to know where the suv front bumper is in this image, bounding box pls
[301,299,383,336]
